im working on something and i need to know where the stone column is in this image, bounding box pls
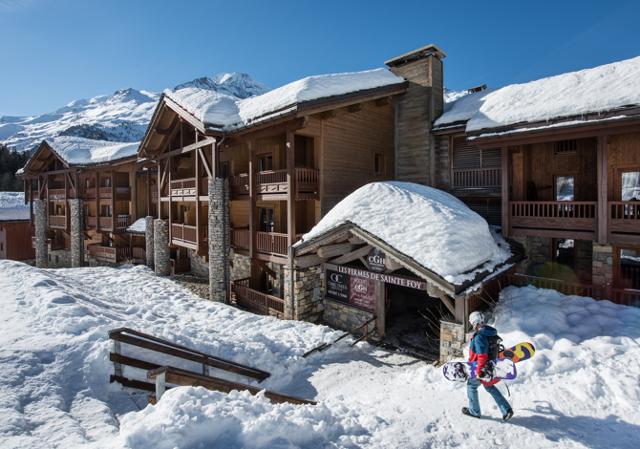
[208,177,229,302]
[154,219,170,276]
[440,319,466,363]
[69,199,84,267]
[145,216,154,269]
[592,243,614,298]
[34,199,48,268]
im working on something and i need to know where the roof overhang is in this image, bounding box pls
[19,141,69,178]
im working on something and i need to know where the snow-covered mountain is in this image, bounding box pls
[0,73,268,152]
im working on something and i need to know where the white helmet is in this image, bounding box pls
[469,311,485,326]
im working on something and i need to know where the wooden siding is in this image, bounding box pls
[320,102,395,214]
[0,221,35,261]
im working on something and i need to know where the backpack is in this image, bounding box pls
[486,334,504,360]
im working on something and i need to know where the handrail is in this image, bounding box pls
[452,167,501,188]
[108,327,270,382]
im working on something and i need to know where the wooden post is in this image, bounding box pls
[501,147,510,237]
[168,158,172,242]
[286,131,296,248]
[375,280,385,337]
[597,136,609,244]
[157,161,162,219]
[95,171,99,229]
[111,172,116,232]
[195,146,200,251]
[248,141,256,260]
[130,167,137,221]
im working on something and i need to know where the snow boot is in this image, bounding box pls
[502,408,514,421]
[461,407,480,418]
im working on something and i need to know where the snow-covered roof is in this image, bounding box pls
[298,182,510,286]
[126,217,146,234]
[45,136,140,166]
[0,191,30,221]
[435,55,640,133]
[164,68,405,130]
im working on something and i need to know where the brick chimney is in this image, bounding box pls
[385,44,446,185]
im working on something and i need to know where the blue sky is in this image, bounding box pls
[1,0,639,116]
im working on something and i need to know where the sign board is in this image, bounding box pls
[367,248,386,273]
[326,269,349,301]
[325,263,428,291]
[349,275,377,310]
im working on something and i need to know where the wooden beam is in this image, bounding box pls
[195,146,200,251]
[596,136,608,244]
[501,147,510,238]
[197,147,213,179]
[347,103,362,113]
[294,253,326,269]
[384,255,404,272]
[248,141,257,260]
[374,97,390,107]
[157,137,217,160]
[157,162,161,218]
[329,244,371,265]
[317,242,357,259]
[375,280,385,337]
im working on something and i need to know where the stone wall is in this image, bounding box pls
[230,251,251,281]
[34,199,48,268]
[145,216,154,269]
[440,319,466,363]
[48,248,71,268]
[513,236,552,275]
[208,177,230,302]
[592,243,614,293]
[283,265,324,321]
[323,300,374,333]
[189,249,209,278]
[69,199,84,267]
[154,219,170,276]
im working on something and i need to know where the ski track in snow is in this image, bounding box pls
[1,260,639,449]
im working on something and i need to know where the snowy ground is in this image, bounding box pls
[1,260,639,449]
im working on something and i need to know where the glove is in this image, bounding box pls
[478,362,494,382]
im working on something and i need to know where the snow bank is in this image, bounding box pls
[436,55,640,132]
[300,182,510,284]
[45,136,139,165]
[165,68,405,130]
[0,191,29,221]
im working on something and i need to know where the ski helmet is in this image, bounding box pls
[469,311,485,326]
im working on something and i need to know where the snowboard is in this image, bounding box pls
[442,358,517,382]
[499,341,536,363]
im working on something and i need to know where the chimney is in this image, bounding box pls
[385,44,446,185]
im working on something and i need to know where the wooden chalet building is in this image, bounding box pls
[0,192,34,262]
[19,139,156,267]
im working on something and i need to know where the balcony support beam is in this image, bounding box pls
[597,136,609,244]
[501,147,510,238]
[286,132,296,248]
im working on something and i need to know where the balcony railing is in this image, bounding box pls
[48,188,67,200]
[230,278,284,318]
[170,178,197,197]
[452,168,501,189]
[96,214,130,231]
[510,201,597,233]
[171,223,198,245]
[611,288,640,307]
[255,232,303,257]
[256,168,319,198]
[87,244,131,263]
[49,215,67,229]
[82,187,97,199]
[231,227,250,250]
[610,201,640,234]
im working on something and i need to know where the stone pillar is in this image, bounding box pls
[154,219,170,276]
[145,216,154,269]
[592,243,614,297]
[283,265,325,321]
[440,319,466,363]
[34,199,48,268]
[69,199,84,267]
[208,177,230,302]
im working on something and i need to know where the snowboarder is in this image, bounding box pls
[461,311,514,421]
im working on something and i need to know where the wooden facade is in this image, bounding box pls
[0,219,34,261]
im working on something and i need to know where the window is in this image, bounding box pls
[555,176,575,201]
[621,171,640,201]
[257,154,273,172]
[554,140,577,155]
[374,153,384,175]
[618,248,640,290]
[258,207,275,232]
[100,204,112,217]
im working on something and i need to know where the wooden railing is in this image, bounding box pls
[611,288,640,307]
[82,187,97,199]
[510,201,597,232]
[170,178,197,196]
[116,214,131,229]
[87,244,131,263]
[231,174,249,196]
[506,273,598,297]
[257,169,287,186]
[98,186,113,198]
[295,168,320,193]
[256,168,319,197]
[99,216,113,229]
[231,227,250,250]
[49,215,66,228]
[256,232,289,256]
[230,279,285,317]
[48,188,67,199]
[172,223,198,245]
[452,168,501,189]
[609,201,640,234]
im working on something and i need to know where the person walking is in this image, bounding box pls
[462,311,514,421]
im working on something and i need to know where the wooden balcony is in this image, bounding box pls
[255,232,303,257]
[87,244,131,263]
[509,201,597,238]
[98,186,130,200]
[230,278,284,318]
[452,168,501,189]
[48,188,75,200]
[86,216,97,229]
[231,227,250,251]
[230,174,249,197]
[257,168,319,200]
[171,223,198,246]
[82,187,97,200]
[609,201,640,244]
[95,215,130,232]
[49,215,67,229]
[170,178,197,197]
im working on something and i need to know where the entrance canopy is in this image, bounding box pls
[294,182,514,302]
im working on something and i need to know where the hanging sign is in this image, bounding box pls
[367,248,386,273]
[349,275,377,310]
[326,269,349,301]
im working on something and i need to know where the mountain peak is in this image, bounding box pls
[173,72,268,99]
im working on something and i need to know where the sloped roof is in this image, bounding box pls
[297,182,511,287]
[435,55,640,133]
